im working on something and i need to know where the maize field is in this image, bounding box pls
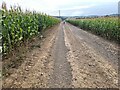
[2,3,60,55]
[67,17,120,42]
[0,10,2,54]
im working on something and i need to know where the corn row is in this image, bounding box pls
[2,3,60,54]
[67,17,119,42]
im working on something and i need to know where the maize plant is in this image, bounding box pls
[2,3,60,54]
[0,10,2,54]
[67,17,119,42]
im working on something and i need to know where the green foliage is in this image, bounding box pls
[0,10,2,54]
[2,4,60,54]
[67,17,119,42]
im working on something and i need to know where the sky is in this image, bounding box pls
[0,0,119,16]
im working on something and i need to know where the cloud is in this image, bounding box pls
[70,11,84,16]
[60,4,95,11]
[1,0,119,16]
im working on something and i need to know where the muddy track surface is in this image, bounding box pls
[2,22,119,88]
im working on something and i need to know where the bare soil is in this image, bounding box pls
[2,22,119,88]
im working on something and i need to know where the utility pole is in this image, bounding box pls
[59,10,60,17]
